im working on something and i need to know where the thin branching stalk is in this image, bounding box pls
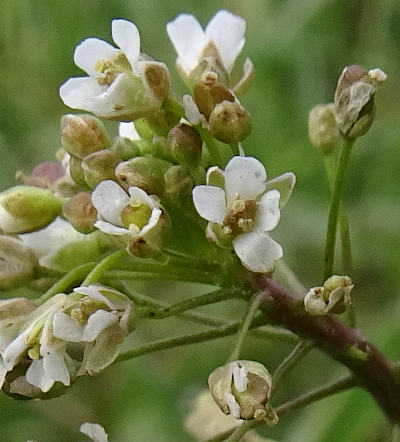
[81,249,127,286]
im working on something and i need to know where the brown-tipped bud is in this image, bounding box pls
[110,137,140,161]
[142,61,171,102]
[334,65,387,139]
[194,78,235,120]
[60,114,110,159]
[308,103,340,152]
[81,150,120,189]
[62,192,98,233]
[209,100,251,144]
[0,186,63,234]
[115,157,171,195]
[164,165,194,199]
[167,124,203,168]
[69,156,87,187]
[0,236,38,290]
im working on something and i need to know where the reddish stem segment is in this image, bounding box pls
[255,275,400,423]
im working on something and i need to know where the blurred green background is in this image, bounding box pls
[1,0,400,440]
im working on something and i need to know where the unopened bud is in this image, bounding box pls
[208,360,273,421]
[194,79,235,120]
[69,156,87,187]
[209,100,252,144]
[164,165,194,199]
[167,124,203,168]
[142,61,171,102]
[16,162,66,189]
[0,236,37,290]
[0,297,36,323]
[110,137,140,161]
[81,150,120,189]
[308,104,340,152]
[61,114,110,159]
[115,157,170,195]
[62,192,97,233]
[0,186,64,234]
[133,118,154,140]
[334,65,386,139]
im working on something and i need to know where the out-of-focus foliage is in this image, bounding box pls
[0,0,399,440]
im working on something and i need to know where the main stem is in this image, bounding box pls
[255,275,400,423]
[323,137,354,281]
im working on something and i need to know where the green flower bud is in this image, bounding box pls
[60,114,110,159]
[334,65,387,139]
[208,360,276,423]
[209,100,252,144]
[69,156,87,188]
[110,136,140,161]
[81,150,121,189]
[194,76,235,120]
[115,157,171,195]
[164,165,194,199]
[62,192,98,233]
[0,186,64,234]
[167,124,203,168]
[308,103,340,152]
[0,236,37,290]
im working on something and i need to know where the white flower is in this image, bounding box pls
[60,19,170,121]
[81,423,108,442]
[92,179,162,235]
[193,156,295,273]
[19,217,102,273]
[167,10,246,85]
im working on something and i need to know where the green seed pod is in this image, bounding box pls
[0,186,64,234]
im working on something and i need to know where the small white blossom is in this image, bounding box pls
[193,156,295,273]
[167,10,246,85]
[60,19,170,121]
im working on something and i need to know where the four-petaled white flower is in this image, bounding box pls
[167,10,246,85]
[193,156,295,273]
[0,285,134,398]
[60,19,170,121]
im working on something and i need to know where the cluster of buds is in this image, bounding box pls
[308,65,387,151]
[0,285,134,399]
[304,275,354,316]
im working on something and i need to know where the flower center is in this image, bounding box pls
[223,194,257,235]
[120,199,152,233]
[95,52,131,86]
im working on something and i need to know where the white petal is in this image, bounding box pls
[205,10,246,73]
[192,186,226,224]
[73,285,129,311]
[94,220,130,235]
[59,77,105,112]
[254,190,281,232]
[92,180,129,226]
[140,208,162,236]
[20,217,86,257]
[111,19,140,70]
[80,423,109,442]
[119,122,140,140]
[25,358,55,392]
[167,14,208,74]
[74,38,118,77]
[233,232,283,273]
[265,172,296,209]
[225,392,241,419]
[232,362,248,392]
[2,331,29,369]
[224,156,267,204]
[82,310,119,341]
[183,95,203,125]
[128,186,157,209]
[52,311,85,342]
[43,350,70,386]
